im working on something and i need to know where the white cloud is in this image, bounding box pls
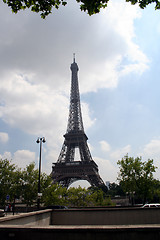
[83,0,149,90]
[100,140,111,152]
[81,102,96,129]
[106,0,141,39]
[0,0,150,178]
[95,157,118,183]
[110,145,131,160]
[13,150,36,169]
[0,73,67,137]
[0,0,149,139]
[0,0,148,94]
[0,132,9,143]
[0,150,36,169]
[0,151,12,160]
[143,139,160,156]
[138,138,160,179]
[0,72,94,152]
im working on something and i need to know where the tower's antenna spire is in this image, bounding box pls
[73,53,75,63]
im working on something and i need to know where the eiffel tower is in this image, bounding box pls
[51,55,104,188]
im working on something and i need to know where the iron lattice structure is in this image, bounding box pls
[51,56,104,188]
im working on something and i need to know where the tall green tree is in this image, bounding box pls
[117,155,157,204]
[107,182,125,197]
[21,162,52,206]
[42,182,67,206]
[42,184,113,207]
[2,0,160,19]
[21,163,39,206]
[66,186,88,207]
[0,159,55,207]
[0,158,20,205]
[151,179,160,202]
[0,158,114,208]
[65,186,113,207]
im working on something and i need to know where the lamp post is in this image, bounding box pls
[36,137,46,210]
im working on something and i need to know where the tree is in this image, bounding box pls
[87,187,113,206]
[42,185,114,207]
[117,155,157,204]
[21,163,39,206]
[64,186,113,207]
[2,0,160,19]
[42,182,67,206]
[151,179,160,202]
[66,186,88,207]
[107,182,125,197]
[21,162,52,206]
[0,158,114,208]
[0,158,20,206]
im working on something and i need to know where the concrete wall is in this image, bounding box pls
[51,207,160,225]
[0,209,52,226]
[0,225,160,240]
[1,207,160,226]
[1,208,160,240]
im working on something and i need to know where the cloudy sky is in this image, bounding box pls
[0,0,160,187]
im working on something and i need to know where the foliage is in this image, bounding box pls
[87,187,113,206]
[126,0,160,10]
[65,186,89,207]
[2,0,160,19]
[65,186,113,207]
[107,182,125,197]
[0,159,18,205]
[0,158,113,208]
[42,182,67,206]
[21,163,39,206]
[21,163,53,206]
[151,179,160,202]
[0,157,159,207]
[42,185,113,207]
[0,159,52,207]
[117,155,157,204]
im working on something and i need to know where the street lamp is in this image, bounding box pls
[36,137,46,210]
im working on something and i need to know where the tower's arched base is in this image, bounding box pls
[52,161,104,188]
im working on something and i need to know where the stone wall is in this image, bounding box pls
[0,209,52,226]
[51,207,160,225]
[0,225,160,240]
[1,208,160,240]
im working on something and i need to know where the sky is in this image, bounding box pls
[0,0,160,187]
